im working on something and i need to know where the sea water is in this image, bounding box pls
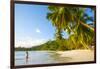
[15,51,71,65]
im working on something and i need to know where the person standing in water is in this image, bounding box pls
[26,51,28,59]
[26,51,28,64]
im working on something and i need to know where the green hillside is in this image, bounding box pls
[15,39,69,51]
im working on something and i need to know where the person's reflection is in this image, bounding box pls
[26,51,28,64]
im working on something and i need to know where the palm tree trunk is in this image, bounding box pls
[80,21,94,31]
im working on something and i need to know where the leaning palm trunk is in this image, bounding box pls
[80,21,94,32]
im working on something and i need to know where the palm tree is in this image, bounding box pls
[47,6,74,40]
[47,6,94,34]
[73,8,94,31]
[65,7,95,49]
[47,5,95,49]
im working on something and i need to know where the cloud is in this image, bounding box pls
[36,28,41,33]
[15,37,48,48]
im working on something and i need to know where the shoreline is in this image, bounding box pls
[15,49,94,64]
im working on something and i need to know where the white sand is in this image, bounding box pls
[56,50,94,62]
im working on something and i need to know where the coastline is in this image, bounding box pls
[15,49,94,63]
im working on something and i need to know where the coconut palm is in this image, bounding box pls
[74,8,94,48]
[47,6,75,40]
[47,5,95,49]
[47,6,94,34]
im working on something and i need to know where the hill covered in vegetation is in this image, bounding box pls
[15,39,70,51]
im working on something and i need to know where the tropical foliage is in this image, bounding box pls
[47,5,95,50]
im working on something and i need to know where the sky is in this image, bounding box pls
[15,4,56,47]
[15,3,94,48]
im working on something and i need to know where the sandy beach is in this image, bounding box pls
[56,50,94,62]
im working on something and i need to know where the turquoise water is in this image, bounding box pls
[15,51,71,66]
